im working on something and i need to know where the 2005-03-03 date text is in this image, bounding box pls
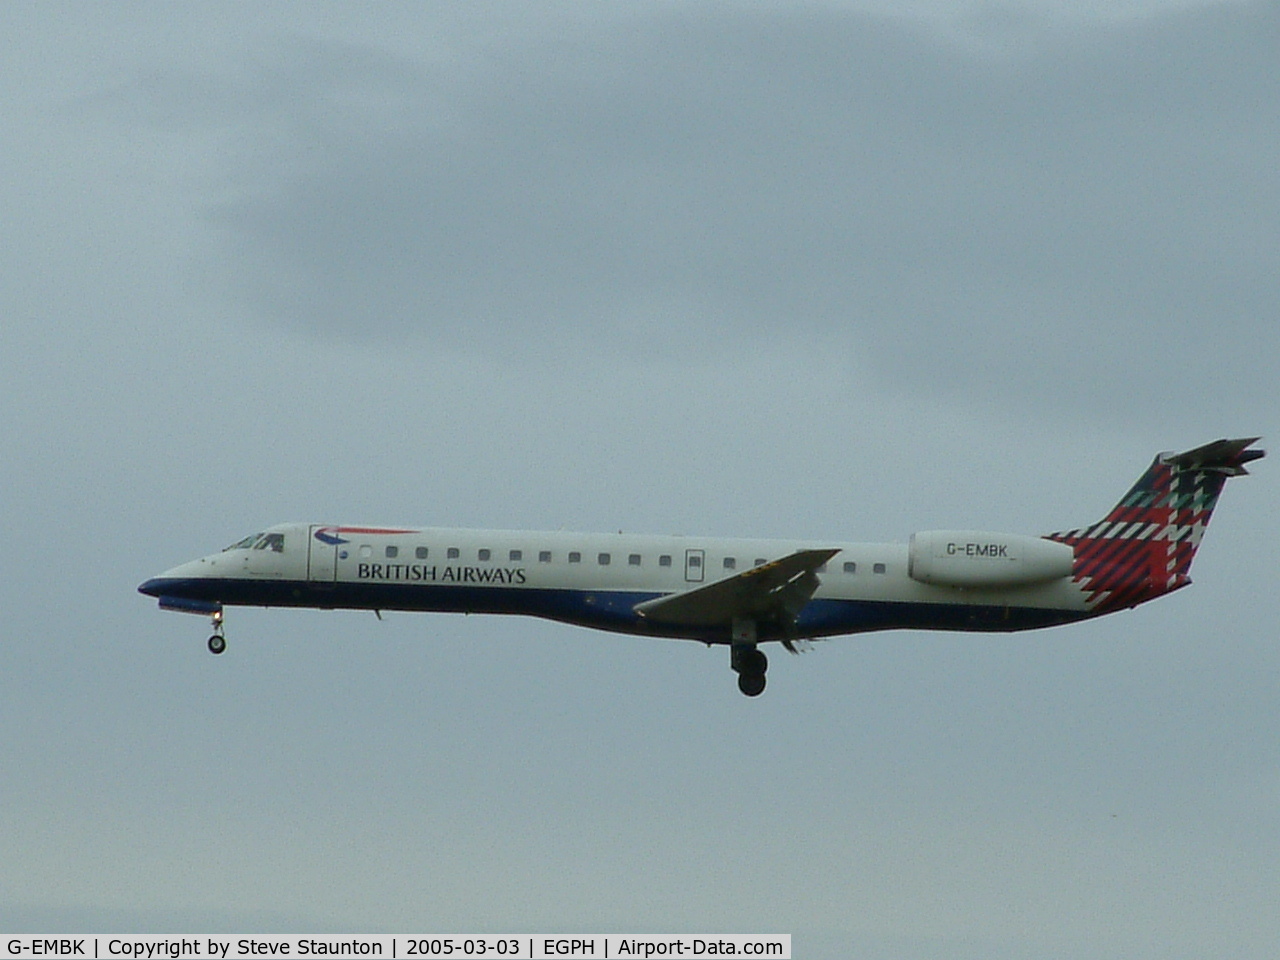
[404,942,521,957]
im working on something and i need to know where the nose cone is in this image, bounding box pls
[138,557,225,615]
[137,556,219,599]
[138,577,167,597]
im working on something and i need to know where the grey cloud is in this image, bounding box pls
[109,4,1279,417]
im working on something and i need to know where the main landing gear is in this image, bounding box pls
[730,618,768,697]
[207,610,226,655]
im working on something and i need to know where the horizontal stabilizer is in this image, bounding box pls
[1165,437,1264,475]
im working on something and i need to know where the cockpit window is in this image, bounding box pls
[255,533,285,553]
[224,533,263,551]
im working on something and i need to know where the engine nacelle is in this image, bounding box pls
[908,530,1075,588]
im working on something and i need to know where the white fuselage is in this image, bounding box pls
[142,522,1091,644]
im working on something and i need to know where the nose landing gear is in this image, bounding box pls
[207,610,226,655]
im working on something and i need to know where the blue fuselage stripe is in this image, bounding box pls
[141,577,1087,642]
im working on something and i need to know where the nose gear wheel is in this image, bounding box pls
[207,610,226,655]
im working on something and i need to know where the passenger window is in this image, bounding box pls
[659,555,672,567]
[569,552,581,563]
[539,551,552,563]
[629,554,642,566]
[447,547,460,559]
[688,555,702,568]
[754,558,767,567]
[478,549,491,561]
[723,557,736,570]
[598,553,611,565]
[385,545,399,558]
[509,550,522,562]
[359,545,372,559]
[873,562,887,574]
[843,561,857,574]
[416,546,429,559]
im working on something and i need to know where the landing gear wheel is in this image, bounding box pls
[730,641,769,697]
[208,634,226,655]
[738,671,766,697]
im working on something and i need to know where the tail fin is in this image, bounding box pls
[1047,438,1264,613]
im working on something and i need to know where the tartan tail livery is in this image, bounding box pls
[1047,437,1264,614]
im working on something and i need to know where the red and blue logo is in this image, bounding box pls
[314,526,418,545]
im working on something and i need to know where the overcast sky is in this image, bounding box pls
[1,2,1276,957]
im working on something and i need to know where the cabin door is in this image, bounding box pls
[684,548,705,583]
[307,525,340,584]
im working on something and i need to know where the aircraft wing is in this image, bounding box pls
[634,548,840,627]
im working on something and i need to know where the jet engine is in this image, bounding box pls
[908,530,1075,588]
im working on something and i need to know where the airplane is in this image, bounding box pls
[139,437,1263,696]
